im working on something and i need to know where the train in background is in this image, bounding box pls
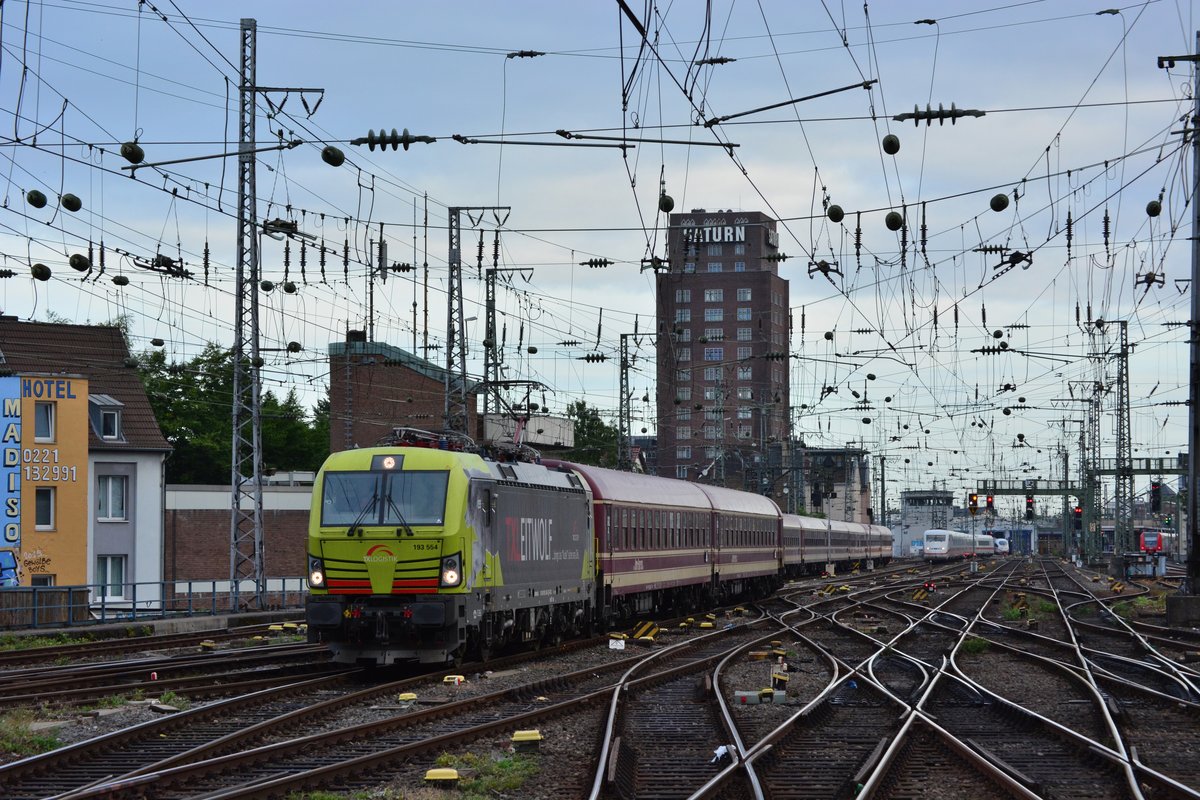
[1097,525,1182,559]
[994,537,1010,555]
[1139,528,1177,555]
[304,427,892,666]
[923,529,996,561]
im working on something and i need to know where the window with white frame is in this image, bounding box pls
[737,346,752,359]
[684,261,696,273]
[675,288,691,302]
[703,288,723,302]
[676,446,692,459]
[35,486,55,529]
[738,424,753,438]
[704,308,723,322]
[734,243,746,255]
[737,387,753,400]
[737,407,753,419]
[703,347,723,361]
[677,328,691,342]
[97,475,128,521]
[703,367,721,381]
[737,288,752,301]
[737,365,753,380]
[676,348,692,361]
[677,408,691,421]
[703,328,723,341]
[733,261,746,272]
[31,574,55,586]
[707,244,723,256]
[677,369,691,381]
[675,465,689,479]
[96,555,126,599]
[705,446,719,458]
[737,328,752,341]
[736,307,752,321]
[704,387,720,400]
[677,426,692,440]
[675,308,691,323]
[99,409,121,440]
[677,387,692,400]
[704,425,719,440]
[34,402,55,442]
[707,262,723,272]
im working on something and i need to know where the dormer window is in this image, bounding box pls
[101,409,120,439]
[89,394,125,441]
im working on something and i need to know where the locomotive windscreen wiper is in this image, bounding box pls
[383,491,416,538]
[346,489,379,536]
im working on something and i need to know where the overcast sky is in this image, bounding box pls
[0,1,1196,510]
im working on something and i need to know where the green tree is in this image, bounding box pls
[137,345,328,483]
[559,400,618,467]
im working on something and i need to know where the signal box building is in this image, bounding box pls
[655,210,790,490]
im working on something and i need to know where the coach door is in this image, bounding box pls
[473,480,497,589]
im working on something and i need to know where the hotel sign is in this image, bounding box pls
[1,377,20,549]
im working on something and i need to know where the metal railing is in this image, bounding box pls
[0,577,307,630]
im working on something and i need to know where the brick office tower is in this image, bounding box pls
[655,210,790,494]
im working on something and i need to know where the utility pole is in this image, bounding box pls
[230,18,265,611]
[1112,319,1134,558]
[1158,36,1200,620]
[229,19,323,609]
[444,206,509,434]
[618,333,634,471]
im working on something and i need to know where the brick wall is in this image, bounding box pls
[164,486,311,582]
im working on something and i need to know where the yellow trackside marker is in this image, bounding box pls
[425,768,459,785]
[442,675,465,686]
[632,621,659,639]
[511,729,543,751]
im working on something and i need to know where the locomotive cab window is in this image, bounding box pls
[321,469,449,527]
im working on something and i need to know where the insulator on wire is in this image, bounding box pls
[920,202,927,256]
[1065,211,1073,262]
[981,303,987,326]
[203,240,210,286]
[1103,209,1111,260]
[283,240,291,282]
[343,237,350,282]
[854,212,862,269]
[300,240,307,283]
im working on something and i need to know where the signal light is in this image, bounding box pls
[985,494,995,512]
[1150,481,1162,513]
[1024,494,1034,519]
[1073,505,1083,530]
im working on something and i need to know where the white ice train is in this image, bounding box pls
[924,529,996,560]
[994,537,1010,555]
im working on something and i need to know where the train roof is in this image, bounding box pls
[693,482,782,517]
[543,459,713,508]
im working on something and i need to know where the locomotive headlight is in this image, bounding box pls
[308,556,326,588]
[439,554,462,588]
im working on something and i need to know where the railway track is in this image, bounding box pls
[5,560,1200,799]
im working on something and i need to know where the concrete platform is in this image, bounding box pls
[1,609,303,641]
